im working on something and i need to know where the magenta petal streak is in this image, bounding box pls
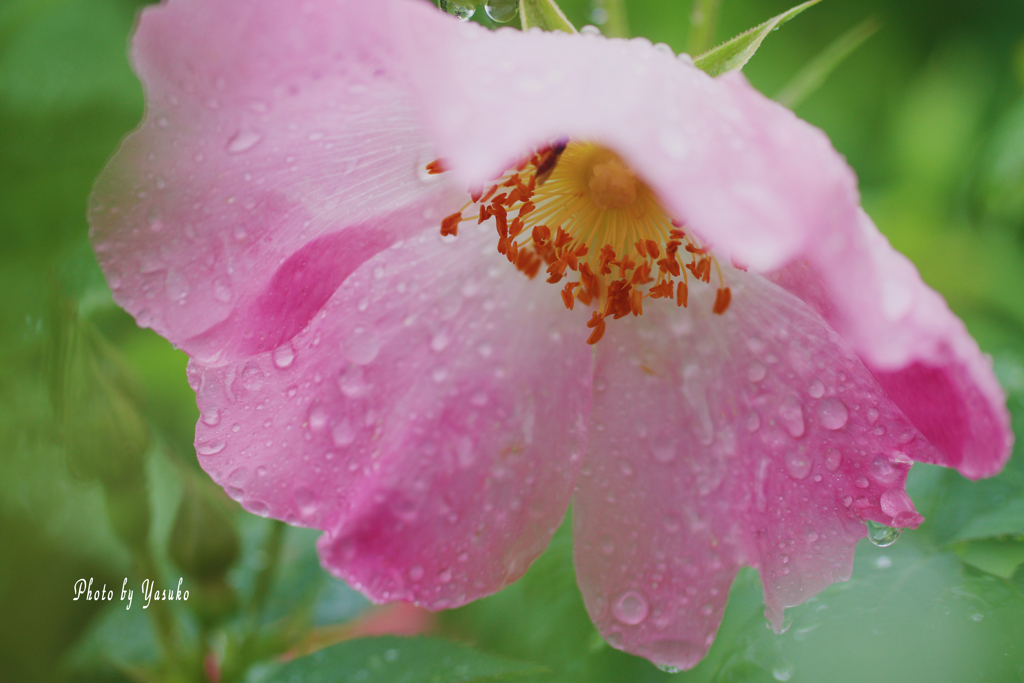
[88,0,1013,671]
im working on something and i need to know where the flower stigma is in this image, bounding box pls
[431,141,732,344]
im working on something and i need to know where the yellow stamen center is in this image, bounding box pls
[430,141,731,344]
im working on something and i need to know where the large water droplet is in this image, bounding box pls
[308,404,329,431]
[201,408,221,427]
[817,397,849,430]
[748,362,767,382]
[612,591,649,625]
[294,487,318,516]
[778,397,805,438]
[824,448,842,472]
[784,451,812,480]
[808,379,825,398]
[344,327,381,365]
[865,520,901,547]
[484,0,518,22]
[240,362,265,391]
[196,439,226,455]
[440,0,476,21]
[227,130,262,154]
[272,344,295,369]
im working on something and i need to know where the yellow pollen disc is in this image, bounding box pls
[431,141,731,344]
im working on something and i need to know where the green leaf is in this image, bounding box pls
[519,0,576,33]
[262,636,545,683]
[953,538,1024,579]
[949,499,1024,543]
[693,0,824,78]
[774,16,880,109]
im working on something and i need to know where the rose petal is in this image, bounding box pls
[191,222,593,607]
[90,0,459,363]
[387,3,1011,478]
[772,210,1013,479]
[574,270,928,669]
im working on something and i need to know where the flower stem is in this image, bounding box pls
[592,0,629,37]
[688,0,720,55]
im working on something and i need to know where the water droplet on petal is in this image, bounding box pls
[409,565,425,581]
[817,397,849,430]
[213,277,233,303]
[612,590,649,625]
[331,420,355,447]
[438,567,453,583]
[227,130,262,154]
[808,379,825,398]
[784,451,811,480]
[748,362,767,382]
[824,448,842,471]
[272,344,295,369]
[201,408,221,427]
[865,520,901,547]
[196,439,226,456]
[308,404,328,431]
[484,0,518,22]
[344,327,381,365]
[778,396,805,438]
[440,0,475,21]
[240,362,265,391]
[294,487,318,516]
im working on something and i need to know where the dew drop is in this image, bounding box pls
[747,362,767,382]
[824,448,842,472]
[201,408,221,427]
[308,404,328,431]
[227,130,262,154]
[778,396,805,438]
[196,439,226,455]
[817,397,849,430]
[247,500,270,517]
[784,451,812,480]
[431,331,451,352]
[865,520,901,547]
[854,476,869,489]
[438,567,453,583]
[344,327,381,365]
[240,362,265,391]
[213,277,234,303]
[272,344,296,369]
[867,407,880,424]
[294,487,319,516]
[612,590,649,625]
[331,420,355,447]
[484,0,518,22]
[808,379,825,398]
[746,412,761,432]
[440,0,476,20]
[409,565,425,581]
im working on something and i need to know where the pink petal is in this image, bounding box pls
[772,210,1012,479]
[89,0,459,364]
[189,223,593,608]
[574,271,930,670]
[388,5,1011,478]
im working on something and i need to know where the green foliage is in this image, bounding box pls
[694,0,824,77]
[519,0,576,33]
[261,636,545,683]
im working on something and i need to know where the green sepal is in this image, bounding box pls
[694,0,824,77]
[520,0,576,33]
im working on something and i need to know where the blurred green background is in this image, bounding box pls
[2,0,1024,681]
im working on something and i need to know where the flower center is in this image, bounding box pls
[430,141,731,344]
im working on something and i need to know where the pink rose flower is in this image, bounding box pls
[88,0,1013,670]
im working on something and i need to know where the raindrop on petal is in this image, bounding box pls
[612,590,649,625]
[484,0,518,22]
[865,520,901,547]
[817,397,849,430]
[272,344,295,369]
[440,0,476,21]
[226,130,262,154]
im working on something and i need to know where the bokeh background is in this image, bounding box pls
[2,0,1024,681]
